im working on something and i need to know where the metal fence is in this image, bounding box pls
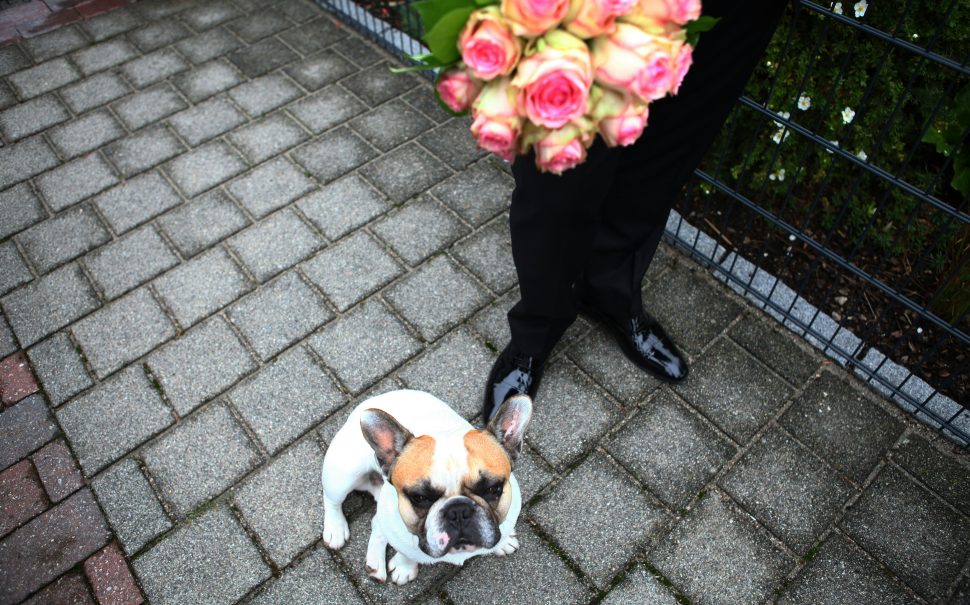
[315,0,970,447]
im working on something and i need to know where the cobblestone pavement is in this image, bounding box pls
[1,0,970,603]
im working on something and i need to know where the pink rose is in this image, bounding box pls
[526,121,595,174]
[458,7,522,81]
[511,30,593,129]
[634,0,700,25]
[501,0,570,38]
[591,22,681,102]
[471,77,523,161]
[669,42,692,94]
[436,67,482,113]
[563,0,637,39]
[591,86,647,146]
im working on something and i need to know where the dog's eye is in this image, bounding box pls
[407,492,436,508]
[485,484,503,500]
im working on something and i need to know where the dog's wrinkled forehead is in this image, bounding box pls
[389,430,510,489]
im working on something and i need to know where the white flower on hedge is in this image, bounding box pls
[842,106,855,124]
[832,2,843,14]
[857,150,868,161]
[826,140,839,154]
[772,128,790,144]
[854,0,868,17]
[798,95,811,110]
[769,168,786,181]
[773,110,791,128]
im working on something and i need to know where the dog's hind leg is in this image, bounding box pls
[365,514,388,583]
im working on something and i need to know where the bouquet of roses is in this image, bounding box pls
[398,0,715,174]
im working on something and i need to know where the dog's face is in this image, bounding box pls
[360,395,531,559]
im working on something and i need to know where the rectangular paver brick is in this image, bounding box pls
[292,127,376,184]
[0,94,70,142]
[60,72,130,113]
[91,458,172,555]
[226,157,315,218]
[419,117,487,170]
[175,27,243,64]
[129,18,192,52]
[27,332,92,407]
[278,17,345,54]
[72,39,138,75]
[0,242,31,296]
[36,152,119,212]
[228,210,322,283]
[0,46,31,78]
[296,174,387,240]
[226,9,290,42]
[154,246,251,328]
[288,85,366,135]
[0,394,57,469]
[173,59,242,102]
[156,188,248,257]
[302,231,402,311]
[17,205,111,275]
[341,62,418,107]
[105,126,187,179]
[431,160,513,227]
[0,136,59,191]
[180,0,241,30]
[0,351,37,406]
[228,37,299,77]
[169,96,247,146]
[372,195,468,266]
[7,57,80,99]
[227,72,301,117]
[360,142,452,204]
[79,7,142,41]
[48,110,125,160]
[350,99,434,151]
[31,438,83,503]
[249,547,364,605]
[166,140,248,197]
[0,182,46,241]
[24,26,88,62]
[113,83,188,131]
[284,50,355,91]
[0,459,49,537]
[84,542,145,605]
[121,48,190,88]
[1,263,100,347]
[84,225,179,300]
[22,571,95,605]
[94,171,183,234]
[228,112,309,164]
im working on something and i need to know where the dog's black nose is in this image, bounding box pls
[444,500,475,526]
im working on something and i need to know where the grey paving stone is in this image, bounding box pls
[841,465,970,601]
[0,241,31,296]
[47,110,125,160]
[94,171,183,234]
[309,299,421,393]
[156,189,248,257]
[371,195,468,266]
[532,452,668,588]
[567,325,659,405]
[226,9,290,42]
[777,533,917,605]
[385,255,489,342]
[228,271,332,360]
[72,287,176,378]
[227,73,301,117]
[180,0,242,30]
[59,72,130,114]
[431,160,513,227]
[403,85,453,124]
[601,565,681,605]
[85,225,178,300]
[148,316,257,415]
[514,444,555,503]
[133,505,271,605]
[249,547,364,605]
[105,126,187,179]
[168,96,246,147]
[274,0,319,22]
[132,0,196,20]
[7,57,79,99]
[113,83,188,131]
[173,59,242,102]
[284,50,355,91]
[0,136,59,191]
[23,26,88,62]
[120,48,189,88]
[361,142,453,204]
[0,182,45,240]
[154,246,250,328]
[892,433,970,517]
[229,346,343,453]
[228,210,322,282]
[605,389,735,510]
[293,127,377,183]
[0,46,30,78]
[79,7,142,41]
[779,371,903,484]
[287,84,366,134]
[950,574,970,605]
[730,316,821,387]
[301,231,402,311]
[341,61,419,107]
[651,492,793,605]
[27,332,91,407]
[676,338,794,443]
[445,523,591,605]
[228,37,299,78]
[72,39,138,75]
[297,174,387,240]
[0,81,13,111]
[350,99,435,152]
[419,117,487,171]
[0,263,99,347]
[0,394,57,470]
[129,19,193,52]
[175,26,243,64]
[277,16,345,55]
[0,95,70,141]
[56,365,173,475]
[721,429,855,553]
[143,402,260,516]
[526,361,620,468]
[453,220,516,294]
[91,458,172,555]
[35,152,119,212]
[227,157,315,218]
[166,140,248,197]
[233,438,323,566]
[228,112,309,164]
[17,205,111,274]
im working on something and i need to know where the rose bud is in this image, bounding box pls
[590,85,648,146]
[521,118,596,174]
[458,7,523,81]
[563,0,637,39]
[591,22,682,102]
[501,0,571,38]
[470,77,524,161]
[633,0,700,26]
[511,29,593,130]
[436,66,483,113]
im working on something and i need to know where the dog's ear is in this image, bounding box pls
[486,394,532,463]
[360,408,414,475]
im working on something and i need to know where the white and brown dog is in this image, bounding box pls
[321,389,532,585]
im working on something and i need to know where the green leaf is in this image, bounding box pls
[922,127,951,156]
[422,6,475,65]
[412,0,474,34]
[685,15,720,35]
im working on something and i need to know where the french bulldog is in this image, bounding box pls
[321,389,532,585]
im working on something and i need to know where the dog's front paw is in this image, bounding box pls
[323,514,350,550]
[388,552,419,585]
[365,561,387,583]
[493,532,519,556]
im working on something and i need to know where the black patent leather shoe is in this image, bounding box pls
[578,302,688,383]
[482,344,544,423]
